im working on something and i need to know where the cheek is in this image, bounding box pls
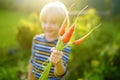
[57,26,61,31]
[53,24,60,31]
[41,24,46,30]
[56,27,60,32]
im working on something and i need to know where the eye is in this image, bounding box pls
[51,20,59,25]
[42,20,47,23]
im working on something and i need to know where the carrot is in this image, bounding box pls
[61,23,75,43]
[74,24,101,45]
[61,5,88,43]
[60,5,88,41]
[59,4,76,36]
[59,17,67,36]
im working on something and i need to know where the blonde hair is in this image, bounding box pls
[40,1,69,26]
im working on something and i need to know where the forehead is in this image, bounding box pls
[40,7,65,24]
[42,12,60,22]
[42,8,61,17]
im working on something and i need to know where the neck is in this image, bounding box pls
[45,35,58,42]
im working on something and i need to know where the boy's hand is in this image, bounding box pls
[50,47,62,65]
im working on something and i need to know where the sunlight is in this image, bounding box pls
[13,0,88,12]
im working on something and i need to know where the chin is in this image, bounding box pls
[45,33,53,36]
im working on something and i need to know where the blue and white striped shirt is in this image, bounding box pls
[30,34,71,80]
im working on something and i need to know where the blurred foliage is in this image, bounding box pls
[0,0,14,9]
[0,10,28,48]
[0,48,30,80]
[16,13,43,50]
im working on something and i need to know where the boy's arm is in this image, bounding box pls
[28,55,34,80]
[50,48,66,76]
[54,60,66,76]
[28,63,32,80]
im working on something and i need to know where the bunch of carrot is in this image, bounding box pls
[39,5,101,80]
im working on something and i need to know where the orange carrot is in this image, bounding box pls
[73,33,88,45]
[61,23,75,43]
[74,24,101,45]
[59,5,88,36]
[58,3,75,36]
[59,18,67,36]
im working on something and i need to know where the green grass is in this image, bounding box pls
[0,10,28,48]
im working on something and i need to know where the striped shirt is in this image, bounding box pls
[30,34,71,80]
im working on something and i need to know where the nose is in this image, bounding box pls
[44,22,51,28]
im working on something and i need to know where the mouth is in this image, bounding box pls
[45,30,53,34]
[46,30,53,32]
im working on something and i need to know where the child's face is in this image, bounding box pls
[41,14,60,38]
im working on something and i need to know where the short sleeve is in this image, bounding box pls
[29,36,36,64]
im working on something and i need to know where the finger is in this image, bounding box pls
[51,53,62,60]
[52,58,62,64]
[51,54,59,59]
[50,47,55,52]
[52,50,62,55]
[52,52,62,58]
[50,57,58,64]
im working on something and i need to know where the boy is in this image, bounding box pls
[28,1,70,80]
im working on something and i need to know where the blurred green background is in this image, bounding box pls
[0,0,120,80]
